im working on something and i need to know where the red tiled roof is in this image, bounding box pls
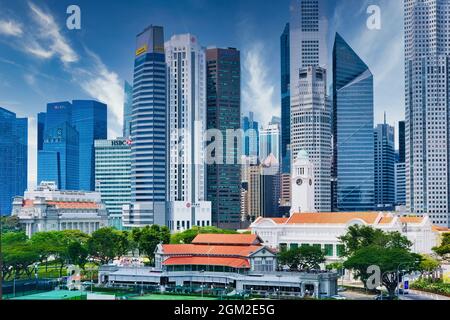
[286,212,381,224]
[399,217,425,224]
[163,257,250,269]
[47,201,99,209]
[162,244,262,257]
[271,218,289,224]
[192,234,261,246]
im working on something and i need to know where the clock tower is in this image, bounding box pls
[290,150,315,215]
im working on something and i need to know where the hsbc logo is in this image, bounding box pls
[111,139,132,146]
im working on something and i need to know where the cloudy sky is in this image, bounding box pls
[0,0,404,186]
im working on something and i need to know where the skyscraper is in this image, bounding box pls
[165,33,211,232]
[280,23,291,174]
[398,120,405,164]
[72,100,107,191]
[374,116,395,210]
[38,100,107,192]
[291,66,331,212]
[259,123,281,163]
[332,33,374,212]
[206,47,241,230]
[123,81,133,139]
[404,0,450,227]
[37,112,46,151]
[95,138,131,230]
[290,0,328,101]
[242,112,259,160]
[122,25,168,228]
[0,107,28,216]
[38,101,79,190]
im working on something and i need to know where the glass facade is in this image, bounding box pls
[241,112,259,159]
[95,139,131,230]
[206,48,242,229]
[333,33,374,211]
[0,107,28,216]
[123,81,133,139]
[124,25,167,227]
[280,23,291,174]
[72,100,107,191]
[38,100,107,191]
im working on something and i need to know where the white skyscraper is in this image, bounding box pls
[165,34,211,232]
[289,0,328,100]
[404,0,450,227]
[291,66,331,212]
[259,123,281,163]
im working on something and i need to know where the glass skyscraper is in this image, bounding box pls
[280,23,291,174]
[95,138,131,230]
[404,0,450,227]
[242,112,259,160]
[374,116,395,210]
[122,25,167,228]
[123,81,133,139]
[332,33,374,212]
[206,47,241,230]
[38,100,107,191]
[0,107,28,216]
[72,100,107,191]
[259,123,281,163]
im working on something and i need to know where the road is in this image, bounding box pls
[399,289,450,301]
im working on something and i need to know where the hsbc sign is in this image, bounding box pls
[111,139,132,146]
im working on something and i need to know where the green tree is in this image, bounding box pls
[277,246,326,271]
[338,225,412,257]
[343,245,421,297]
[2,233,40,279]
[66,241,89,270]
[433,233,450,258]
[87,228,129,265]
[170,226,238,244]
[30,231,66,274]
[135,225,170,264]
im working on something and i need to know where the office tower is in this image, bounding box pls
[206,47,241,230]
[165,33,211,232]
[259,123,281,163]
[38,101,78,190]
[247,165,261,221]
[290,0,328,101]
[38,122,79,190]
[395,163,406,206]
[242,112,259,161]
[398,121,405,163]
[279,173,292,211]
[332,33,374,212]
[374,115,395,210]
[123,81,133,139]
[37,112,46,151]
[38,100,107,191]
[261,154,281,217]
[291,66,331,212]
[95,138,132,230]
[0,107,28,216]
[281,23,291,174]
[405,0,450,227]
[71,100,107,191]
[122,25,168,228]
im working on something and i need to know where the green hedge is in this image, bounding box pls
[411,279,450,297]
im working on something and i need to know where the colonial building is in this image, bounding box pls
[251,212,440,261]
[12,182,108,237]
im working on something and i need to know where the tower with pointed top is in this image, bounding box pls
[291,150,315,215]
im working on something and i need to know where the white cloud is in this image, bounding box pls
[27,2,78,64]
[0,20,23,36]
[242,42,280,127]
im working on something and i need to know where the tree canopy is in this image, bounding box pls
[278,246,326,271]
[170,226,238,244]
[433,233,450,258]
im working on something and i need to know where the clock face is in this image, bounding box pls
[296,178,303,186]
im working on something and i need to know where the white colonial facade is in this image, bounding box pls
[251,212,439,261]
[12,182,108,237]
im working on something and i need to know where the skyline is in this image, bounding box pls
[0,0,404,187]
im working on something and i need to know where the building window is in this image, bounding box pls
[324,244,333,257]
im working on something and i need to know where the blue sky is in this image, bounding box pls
[0,0,404,186]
